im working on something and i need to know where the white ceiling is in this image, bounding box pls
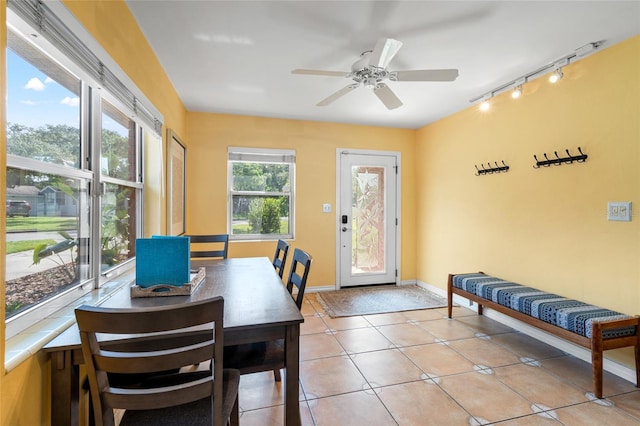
[125,1,640,129]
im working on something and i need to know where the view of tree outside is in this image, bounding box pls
[7,123,81,167]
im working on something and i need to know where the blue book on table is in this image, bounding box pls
[135,236,190,288]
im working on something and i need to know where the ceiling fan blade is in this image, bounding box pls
[368,37,403,69]
[393,69,459,82]
[292,69,348,77]
[317,84,358,106]
[373,83,402,110]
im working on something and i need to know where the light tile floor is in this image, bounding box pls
[237,293,640,425]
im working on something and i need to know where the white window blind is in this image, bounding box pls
[7,0,163,135]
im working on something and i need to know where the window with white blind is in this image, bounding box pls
[227,148,295,240]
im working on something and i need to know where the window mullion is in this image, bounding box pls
[90,89,103,287]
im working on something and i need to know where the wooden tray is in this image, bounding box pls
[130,267,206,298]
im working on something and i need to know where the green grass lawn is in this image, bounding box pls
[6,239,57,254]
[5,217,77,233]
[232,220,289,235]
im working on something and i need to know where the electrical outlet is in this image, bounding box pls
[608,202,631,221]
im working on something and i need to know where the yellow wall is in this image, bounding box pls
[185,114,417,287]
[416,35,640,366]
[1,1,186,424]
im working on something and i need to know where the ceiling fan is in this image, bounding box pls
[292,37,459,110]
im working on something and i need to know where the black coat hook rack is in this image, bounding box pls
[533,147,588,168]
[475,161,510,176]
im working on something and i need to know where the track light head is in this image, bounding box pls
[511,79,525,99]
[549,68,563,83]
[511,85,522,99]
[479,94,491,111]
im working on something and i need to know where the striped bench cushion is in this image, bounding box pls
[452,273,635,339]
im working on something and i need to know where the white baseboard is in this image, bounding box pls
[416,281,638,385]
[306,285,337,293]
[416,281,447,297]
[308,280,417,292]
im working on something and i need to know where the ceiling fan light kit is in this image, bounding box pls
[292,37,459,110]
[471,41,603,111]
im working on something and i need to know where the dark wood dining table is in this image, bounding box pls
[42,257,304,426]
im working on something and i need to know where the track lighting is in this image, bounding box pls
[549,68,563,83]
[511,85,522,98]
[511,78,525,98]
[549,59,567,83]
[469,41,603,108]
[479,94,491,111]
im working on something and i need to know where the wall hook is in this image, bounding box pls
[475,160,510,176]
[533,147,588,168]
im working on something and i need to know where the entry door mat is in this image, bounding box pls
[316,285,448,318]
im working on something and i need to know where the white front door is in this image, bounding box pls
[337,150,398,287]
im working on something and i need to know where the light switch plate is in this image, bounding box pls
[608,202,631,221]
[322,203,332,213]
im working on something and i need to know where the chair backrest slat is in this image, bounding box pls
[94,340,214,374]
[286,248,312,310]
[103,377,212,412]
[272,239,290,278]
[187,234,229,259]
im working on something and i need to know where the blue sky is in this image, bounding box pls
[6,49,126,136]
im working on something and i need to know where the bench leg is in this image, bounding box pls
[447,275,453,318]
[591,324,604,399]
[635,341,640,389]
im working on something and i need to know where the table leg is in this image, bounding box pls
[50,350,80,426]
[284,324,301,426]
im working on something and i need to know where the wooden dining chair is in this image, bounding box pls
[187,234,229,259]
[75,297,239,426]
[224,248,312,381]
[284,248,312,310]
[272,239,290,279]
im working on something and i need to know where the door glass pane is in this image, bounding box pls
[5,167,89,319]
[351,166,385,274]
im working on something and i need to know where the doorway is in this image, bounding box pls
[336,150,399,288]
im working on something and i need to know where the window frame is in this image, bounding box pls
[227,147,295,241]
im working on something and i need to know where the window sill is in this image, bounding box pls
[4,268,135,373]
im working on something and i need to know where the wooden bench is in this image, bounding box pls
[447,272,640,399]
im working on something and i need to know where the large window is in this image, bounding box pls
[4,6,155,338]
[5,28,93,324]
[228,148,295,240]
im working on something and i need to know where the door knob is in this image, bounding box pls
[341,227,349,232]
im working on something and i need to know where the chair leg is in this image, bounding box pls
[273,368,282,382]
[229,394,239,426]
